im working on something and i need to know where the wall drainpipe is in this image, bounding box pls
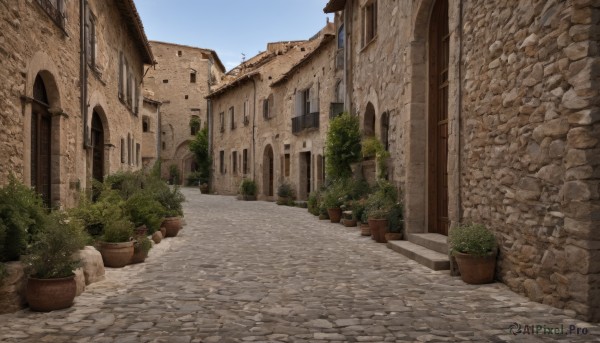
[80,0,89,184]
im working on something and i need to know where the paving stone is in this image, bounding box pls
[0,189,597,342]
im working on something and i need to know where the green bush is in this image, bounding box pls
[0,177,50,262]
[325,112,362,178]
[0,262,6,285]
[105,171,145,200]
[134,235,152,254]
[362,136,390,180]
[277,183,295,199]
[189,127,211,186]
[70,186,126,237]
[365,180,398,220]
[307,191,320,216]
[449,223,497,257]
[102,220,133,243]
[186,171,207,186]
[168,164,181,185]
[321,179,347,209]
[123,192,164,234]
[23,212,88,279]
[239,179,257,196]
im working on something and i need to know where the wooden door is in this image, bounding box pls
[31,75,52,206]
[91,111,104,182]
[428,0,449,236]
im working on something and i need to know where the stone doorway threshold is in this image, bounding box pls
[387,233,450,270]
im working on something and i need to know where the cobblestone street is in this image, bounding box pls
[0,188,599,342]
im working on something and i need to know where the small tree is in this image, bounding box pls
[325,112,362,179]
[189,127,211,185]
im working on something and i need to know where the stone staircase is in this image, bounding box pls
[387,233,450,270]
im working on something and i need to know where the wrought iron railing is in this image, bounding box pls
[292,112,320,134]
[36,0,66,31]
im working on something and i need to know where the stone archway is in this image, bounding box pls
[262,145,274,197]
[364,102,376,137]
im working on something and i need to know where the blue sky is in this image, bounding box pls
[134,0,333,71]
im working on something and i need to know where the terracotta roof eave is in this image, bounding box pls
[206,72,260,99]
[271,34,335,87]
[324,0,346,13]
[117,0,155,65]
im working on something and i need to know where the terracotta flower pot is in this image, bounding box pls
[454,251,497,284]
[384,232,403,241]
[26,276,77,312]
[368,219,389,243]
[160,227,167,238]
[99,241,134,268]
[327,208,342,223]
[199,184,209,194]
[162,217,182,237]
[360,223,371,236]
[130,249,149,264]
[343,218,357,227]
[152,231,163,244]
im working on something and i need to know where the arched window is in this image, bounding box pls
[364,102,375,136]
[338,24,345,49]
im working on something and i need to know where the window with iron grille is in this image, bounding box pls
[362,0,377,47]
[86,9,98,69]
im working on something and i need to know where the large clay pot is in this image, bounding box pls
[130,249,148,264]
[368,219,389,243]
[162,217,182,237]
[343,218,357,227]
[99,241,134,268]
[160,227,167,238]
[327,208,342,223]
[360,223,371,236]
[454,251,497,284]
[199,184,209,194]
[26,276,77,312]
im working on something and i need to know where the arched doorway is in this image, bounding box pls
[31,74,52,205]
[263,145,274,197]
[428,0,449,236]
[364,102,375,136]
[91,110,104,182]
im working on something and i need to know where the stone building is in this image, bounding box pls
[207,26,335,199]
[143,41,225,184]
[140,97,161,168]
[325,0,600,321]
[0,0,154,208]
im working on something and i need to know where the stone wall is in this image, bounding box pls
[209,38,325,198]
[0,0,151,208]
[144,42,225,184]
[459,0,600,321]
[141,98,160,168]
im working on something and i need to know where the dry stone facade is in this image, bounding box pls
[0,0,153,208]
[208,26,336,199]
[325,0,600,321]
[143,41,225,184]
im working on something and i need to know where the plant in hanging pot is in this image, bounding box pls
[449,223,498,284]
[238,178,257,201]
[23,213,88,312]
[98,220,134,268]
[130,235,153,264]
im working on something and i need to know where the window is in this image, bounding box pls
[284,153,290,177]
[263,94,273,120]
[163,79,169,83]
[136,143,141,166]
[185,95,189,100]
[229,106,235,130]
[362,1,377,47]
[243,149,248,174]
[162,142,166,150]
[219,112,225,132]
[338,24,345,49]
[142,116,150,132]
[190,73,196,83]
[177,50,182,57]
[119,52,124,100]
[303,89,310,116]
[127,134,132,165]
[36,0,66,30]
[232,151,238,174]
[121,138,125,163]
[243,100,249,125]
[86,9,97,68]
[219,150,225,174]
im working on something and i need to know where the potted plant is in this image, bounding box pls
[307,191,320,216]
[384,202,404,241]
[23,212,88,312]
[152,183,185,237]
[322,179,347,223]
[130,235,152,264]
[340,201,356,227]
[365,180,397,243]
[276,183,295,206]
[449,223,498,284]
[352,198,370,236]
[238,178,257,201]
[98,220,134,268]
[199,183,209,194]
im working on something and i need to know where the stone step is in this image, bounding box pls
[408,233,448,254]
[387,240,450,271]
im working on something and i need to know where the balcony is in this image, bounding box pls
[292,112,319,134]
[36,0,66,31]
